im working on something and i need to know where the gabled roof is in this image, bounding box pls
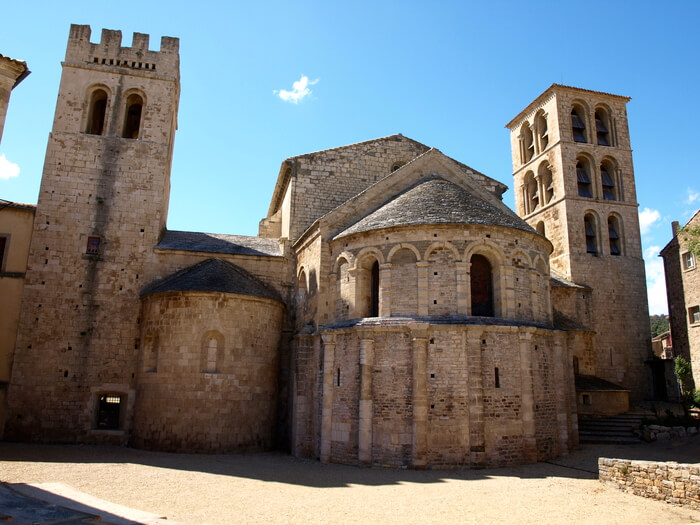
[141,258,282,302]
[295,148,531,245]
[156,230,282,257]
[659,208,700,256]
[265,134,507,217]
[575,374,628,392]
[335,175,533,239]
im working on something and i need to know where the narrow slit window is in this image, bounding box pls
[494,367,500,388]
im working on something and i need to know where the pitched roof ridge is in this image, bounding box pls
[285,134,428,160]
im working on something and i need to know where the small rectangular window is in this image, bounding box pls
[96,394,122,429]
[0,235,7,271]
[86,236,101,255]
[582,394,592,406]
[683,252,696,270]
[690,306,700,325]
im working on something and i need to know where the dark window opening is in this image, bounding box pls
[573,356,580,375]
[470,254,494,317]
[577,162,592,198]
[337,368,341,387]
[86,89,108,135]
[370,260,379,317]
[608,218,621,256]
[96,394,122,430]
[585,216,598,254]
[494,367,500,388]
[122,94,143,139]
[86,236,101,255]
[595,111,611,146]
[582,394,591,406]
[571,108,587,143]
[0,236,7,270]
[601,165,616,200]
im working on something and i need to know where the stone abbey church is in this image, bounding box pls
[0,25,652,468]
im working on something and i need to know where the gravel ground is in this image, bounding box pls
[0,441,699,525]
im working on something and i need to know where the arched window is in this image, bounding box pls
[370,260,379,317]
[538,162,554,205]
[205,337,218,373]
[202,331,223,373]
[584,214,598,254]
[523,171,538,214]
[520,122,534,164]
[297,269,307,306]
[122,93,143,139]
[536,221,546,237]
[358,256,380,318]
[470,254,494,317]
[608,215,622,256]
[571,106,587,143]
[576,159,593,198]
[600,161,617,201]
[595,108,611,146]
[534,110,549,153]
[86,89,108,135]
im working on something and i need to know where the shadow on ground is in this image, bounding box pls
[0,438,698,489]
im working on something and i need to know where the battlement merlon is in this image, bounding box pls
[65,24,179,77]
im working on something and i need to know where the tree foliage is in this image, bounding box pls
[649,314,669,338]
[679,225,700,257]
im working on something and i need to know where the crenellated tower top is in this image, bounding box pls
[65,24,179,79]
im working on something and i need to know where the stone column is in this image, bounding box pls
[552,332,569,456]
[519,327,537,463]
[467,328,485,468]
[500,265,516,318]
[379,263,392,317]
[320,333,336,463]
[528,268,539,322]
[455,261,469,316]
[358,336,374,466]
[416,261,429,317]
[348,268,358,318]
[535,174,544,210]
[411,326,429,468]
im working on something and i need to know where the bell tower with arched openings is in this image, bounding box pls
[6,25,180,443]
[506,84,651,401]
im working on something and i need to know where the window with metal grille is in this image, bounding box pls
[585,215,598,254]
[689,306,700,325]
[608,217,621,256]
[571,108,587,143]
[86,236,101,255]
[601,165,616,200]
[595,110,611,146]
[577,162,592,198]
[683,252,696,270]
[96,394,122,430]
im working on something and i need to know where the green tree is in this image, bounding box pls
[649,314,669,338]
[679,225,700,257]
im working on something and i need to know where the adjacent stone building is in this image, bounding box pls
[661,211,700,387]
[1,25,653,468]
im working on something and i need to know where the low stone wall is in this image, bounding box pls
[599,458,700,509]
[641,424,699,442]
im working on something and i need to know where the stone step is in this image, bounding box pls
[577,412,643,444]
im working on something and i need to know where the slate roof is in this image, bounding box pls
[334,175,534,239]
[157,230,282,257]
[141,258,282,302]
[550,270,589,289]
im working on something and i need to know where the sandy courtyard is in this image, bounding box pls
[0,442,699,525]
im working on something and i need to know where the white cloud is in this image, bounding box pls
[686,188,700,205]
[638,207,660,235]
[0,153,20,180]
[643,245,668,315]
[274,75,319,104]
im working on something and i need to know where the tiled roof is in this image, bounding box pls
[156,230,282,257]
[550,270,589,289]
[141,258,282,301]
[334,175,533,239]
[0,199,36,211]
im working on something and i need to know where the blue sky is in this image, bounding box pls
[1,1,699,315]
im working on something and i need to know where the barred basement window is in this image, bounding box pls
[96,394,122,429]
[86,236,101,255]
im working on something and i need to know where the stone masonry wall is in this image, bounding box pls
[599,457,700,510]
[131,291,284,452]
